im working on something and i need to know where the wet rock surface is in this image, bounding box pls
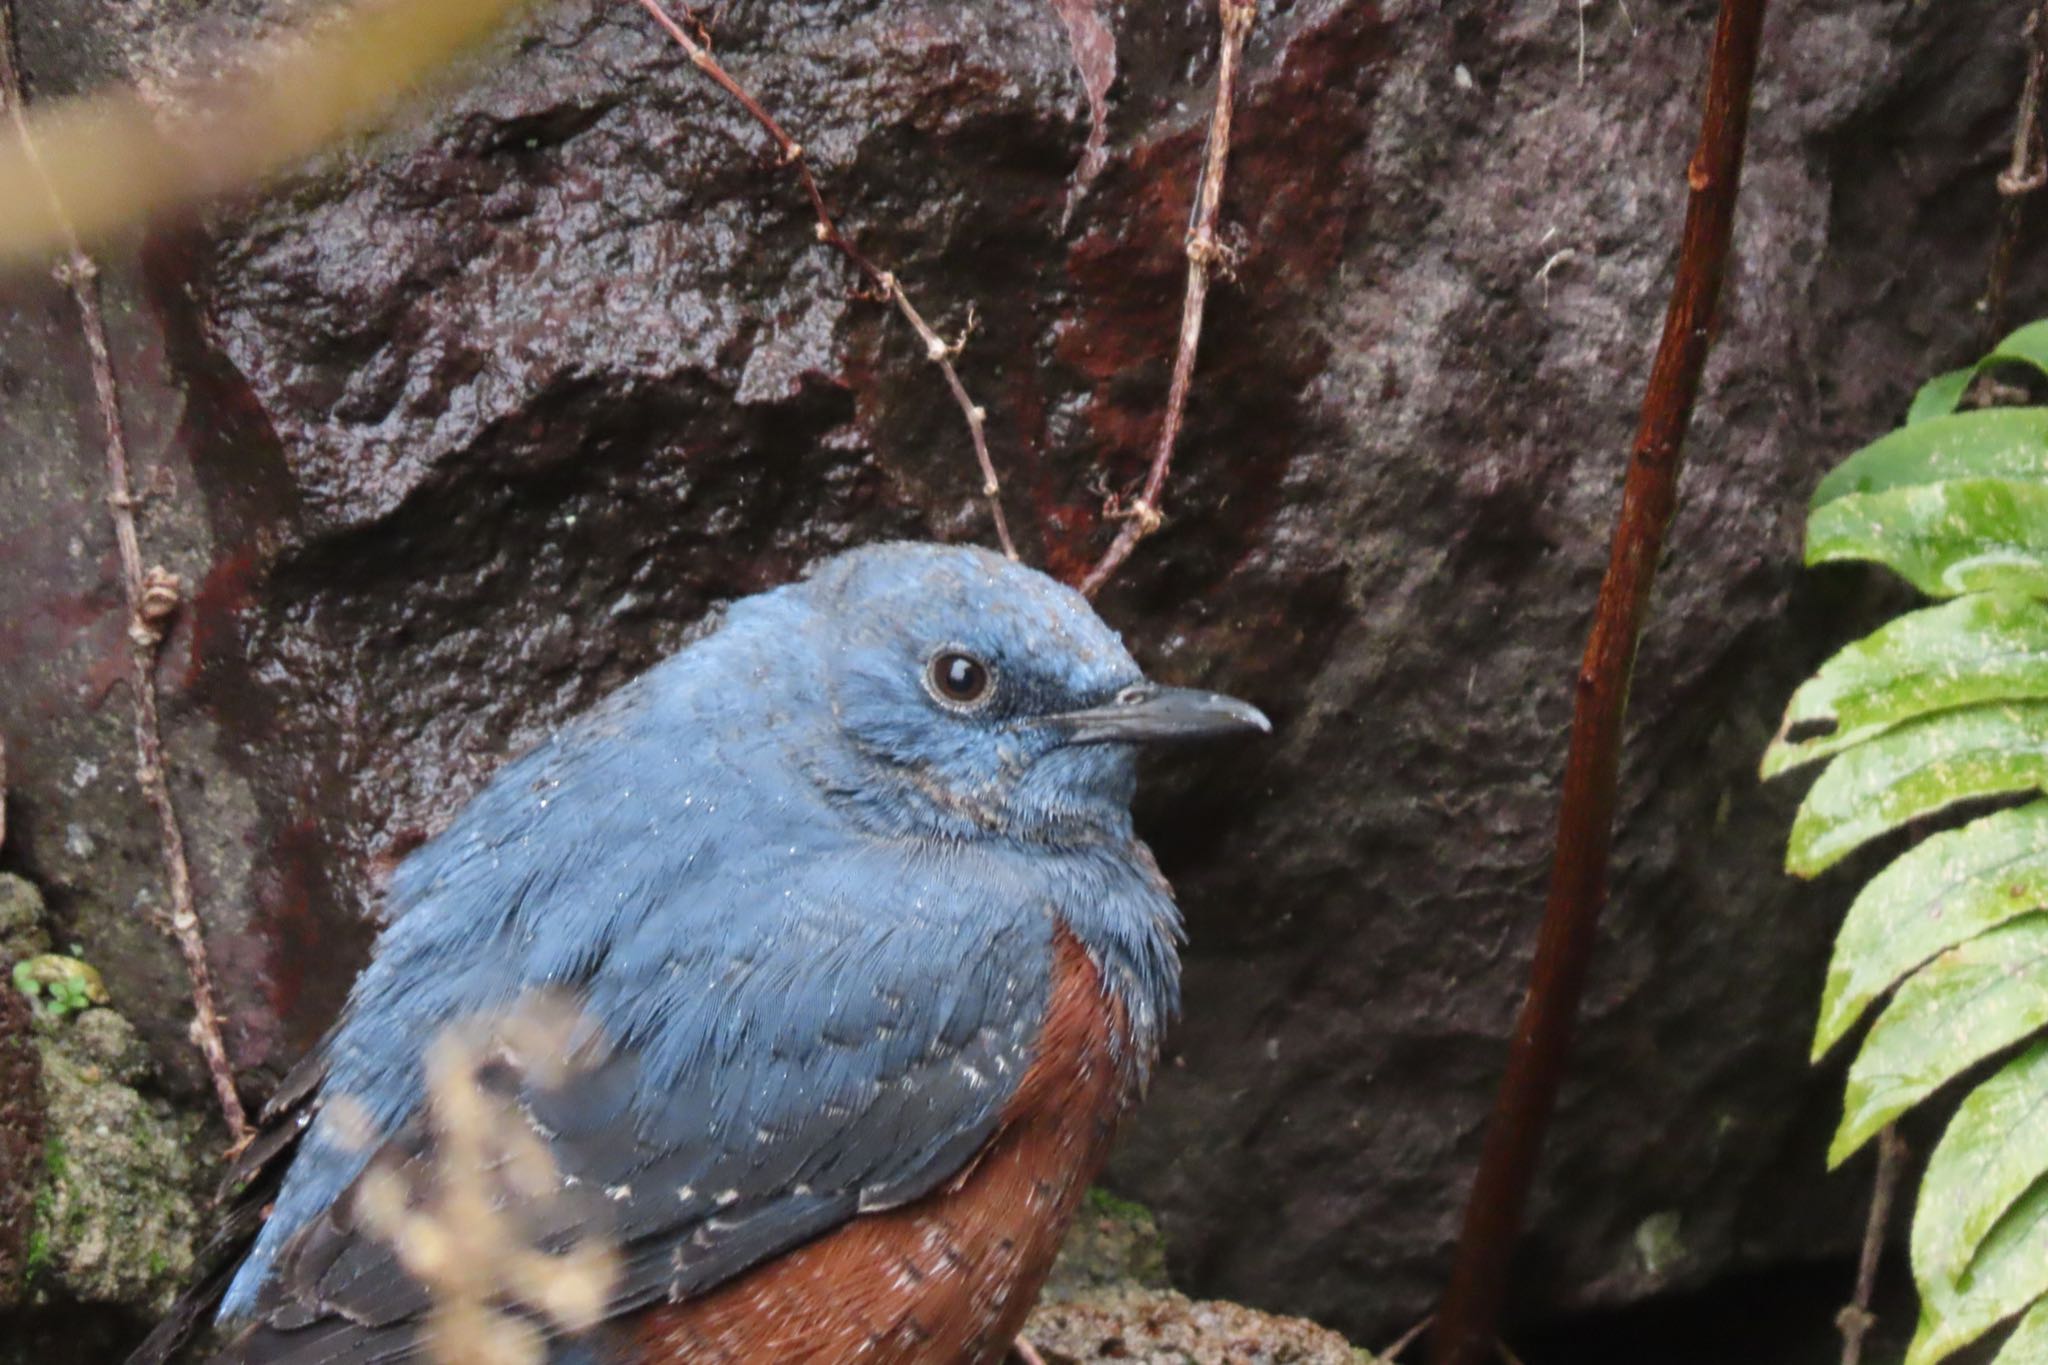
[0,0,2043,1347]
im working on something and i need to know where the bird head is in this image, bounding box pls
[741,542,1269,843]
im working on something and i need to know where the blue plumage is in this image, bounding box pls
[218,542,1266,1356]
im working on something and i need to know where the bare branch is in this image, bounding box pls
[1075,0,1255,599]
[1983,0,2048,345]
[1427,2,1769,1361]
[1836,1127,1908,1365]
[0,2,247,1143]
[1374,1315,1433,1363]
[633,0,1018,561]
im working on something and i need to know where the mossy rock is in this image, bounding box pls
[1043,1186,1172,1301]
[16,1006,200,1312]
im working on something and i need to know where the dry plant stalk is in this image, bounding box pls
[634,0,1018,561]
[1075,0,1256,599]
[0,3,248,1141]
[349,998,620,1365]
[1428,0,1769,1360]
[1983,0,2048,345]
[1836,1127,1907,1365]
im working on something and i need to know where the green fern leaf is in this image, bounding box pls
[1907,321,2048,425]
[1910,1174,2048,1365]
[1914,1042,2048,1287]
[1776,318,2048,1365]
[1808,478,2048,599]
[1812,408,2048,507]
[1911,370,1978,426]
[1815,802,2048,1058]
[1832,916,2048,1165]
[1990,1296,2048,1364]
[1788,702,2048,877]
[1765,595,2048,780]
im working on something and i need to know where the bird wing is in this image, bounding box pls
[226,842,1056,1365]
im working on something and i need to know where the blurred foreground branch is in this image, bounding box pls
[349,999,619,1365]
[0,0,528,268]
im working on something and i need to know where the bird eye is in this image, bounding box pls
[926,650,994,709]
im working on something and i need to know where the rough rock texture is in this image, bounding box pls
[0,874,52,963]
[1027,1287,1363,1365]
[0,0,2044,1348]
[1030,1195,1360,1363]
[0,978,41,1310]
[0,873,52,1309]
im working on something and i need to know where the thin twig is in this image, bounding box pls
[1375,1314,1433,1363]
[1983,1,2048,346]
[1427,2,1768,1362]
[1075,0,1255,599]
[633,0,1017,561]
[1836,1127,1908,1365]
[0,3,248,1143]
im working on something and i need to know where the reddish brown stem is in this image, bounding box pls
[1075,0,1254,599]
[1426,2,1767,1361]
[633,0,1017,561]
[0,3,248,1142]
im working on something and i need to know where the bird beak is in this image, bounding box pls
[1047,682,1272,745]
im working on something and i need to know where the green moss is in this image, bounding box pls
[1082,1187,1154,1222]
[21,1226,49,1287]
[18,1136,63,1290]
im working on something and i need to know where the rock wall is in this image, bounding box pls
[1,0,2043,1345]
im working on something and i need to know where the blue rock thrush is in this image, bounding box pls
[214,541,1269,1364]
